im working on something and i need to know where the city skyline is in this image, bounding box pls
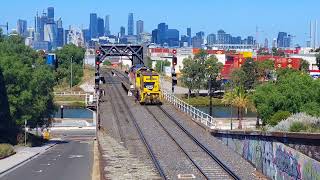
[1,0,320,45]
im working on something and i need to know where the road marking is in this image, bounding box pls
[34,170,43,173]
[68,155,84,159]
[177,174,196,179]
[40,163,51,166]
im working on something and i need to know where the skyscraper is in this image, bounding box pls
[120,26,125,37]
[207,34,216,45]
[44,22,57,49]
[277,32,290,48]
[136,20,144,35]
[105,15,110,36]
[17,19,27,37]
[167,29,179,47]
[247,36,254,45]
[187,28,192,46]
[217,30,226,44]
[264,38,269,48]
[47,7,54,23]
[187,28,191,37]
[56,18,63,28]
[128,13,134,35]
[151,29,158,44]
[89,13,98,39]
[97,17,104,37]
[157,23,168,45]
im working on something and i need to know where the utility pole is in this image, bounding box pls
[70,56,73,92]
[24,120,27,146]
[171,50,177,93]
[208,75,213,117]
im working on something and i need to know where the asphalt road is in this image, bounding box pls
[2,132,94,180]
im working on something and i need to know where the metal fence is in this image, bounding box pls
[54,91,88,96]
[161,90,216,129]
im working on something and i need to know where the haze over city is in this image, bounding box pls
[1,0,320,45]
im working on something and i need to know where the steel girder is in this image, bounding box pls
[96,44,144,65]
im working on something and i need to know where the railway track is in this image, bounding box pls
[105,71,167,179]
[108,68,240,179]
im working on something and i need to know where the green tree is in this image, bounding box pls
[230,68,246,87]
[242,58,258,90]
[55,44,85,86]
[0,34,55,129]
[181,57,202,94]
[256,60,274,81]
[146,56,153,68]
[155,60,170,73]
[299,59,309,72]
[253,70,320,125]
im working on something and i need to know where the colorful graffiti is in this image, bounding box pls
[274,145,301,179]
[215,134,320,180]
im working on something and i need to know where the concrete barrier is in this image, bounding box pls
[212,130,320,180]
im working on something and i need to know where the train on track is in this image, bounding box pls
[128,65,162,105]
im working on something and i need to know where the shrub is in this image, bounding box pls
[0,144,15,158]
[270,112,320,132]
[289,122,307,132]
[269,111,291,126]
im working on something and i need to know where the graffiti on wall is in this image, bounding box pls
[274,145,301,179]
[217,134,320,180]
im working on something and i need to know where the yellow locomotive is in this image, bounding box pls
[129,66,161,105]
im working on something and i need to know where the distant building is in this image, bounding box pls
[89,13,98,39]
[17,19,28,37]
[139,32,152,44]
[207,33,216,45]
[47,7,54,23]
[82,29,90,44]
[187,27,192,46]
[192,36,202,48]
[180,35,189,47]
[57,27,64,47]
[136,20,144,35]
[33,41,51,51]
[105,15,110,36]
[120,26,125,37]
[217,30,226,44]
[167,29,179,47]
[247,36,254,45]
[157,23,168,45]
[97,17,104,37]
[151,29,158,44]
[277,32,291,48]
[128,13,134,35]
[56,18,63,28]
[44,23,57,49]
[264,38,269,48]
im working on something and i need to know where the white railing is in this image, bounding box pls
[85,93,97,106]
[161,90,216,129]
[54,91,88,96]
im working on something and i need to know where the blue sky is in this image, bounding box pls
[1,0,319,45]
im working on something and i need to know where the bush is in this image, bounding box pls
[289,122,307,132]
[0,144,15,158]
[269,113,320,132]
[269,111,291,126]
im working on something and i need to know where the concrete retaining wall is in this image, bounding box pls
[212,130,320,180]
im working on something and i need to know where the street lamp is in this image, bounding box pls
[187,77,192,103]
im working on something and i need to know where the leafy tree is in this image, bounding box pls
[155,60,170,73]
[0,34,55,129]
[181,57,201,94]
[256,60,274,81]
[194,49,208,63]
[230,68,246,87]
[0,66,13,134]
[299,59,309,72]
[55,44,85,86]
[103,60,111,66]
[272,47,285,57]
[242,58,258,90]
[253,70,320,125]
[145,56,153,68]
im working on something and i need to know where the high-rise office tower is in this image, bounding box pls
[187,28,191,46]
[264,38,269,48]
[128,13,134,35]
[17,19,28,37]
[105,15,110,36]
[120,26,125,37]
[89,13,98,39]
[207,33,216,45]
[56,18,63,28]
[97,17,104,37]
[277,32,290,48]
[136,20,144,35]
[47,7,54,23]
[44,22,57,49]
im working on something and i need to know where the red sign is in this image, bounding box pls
[172,49,177,54]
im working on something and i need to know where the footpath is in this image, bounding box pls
[0,141,57,175]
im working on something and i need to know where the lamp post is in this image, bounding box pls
[187,77,192,103]
[208,75,213,117]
